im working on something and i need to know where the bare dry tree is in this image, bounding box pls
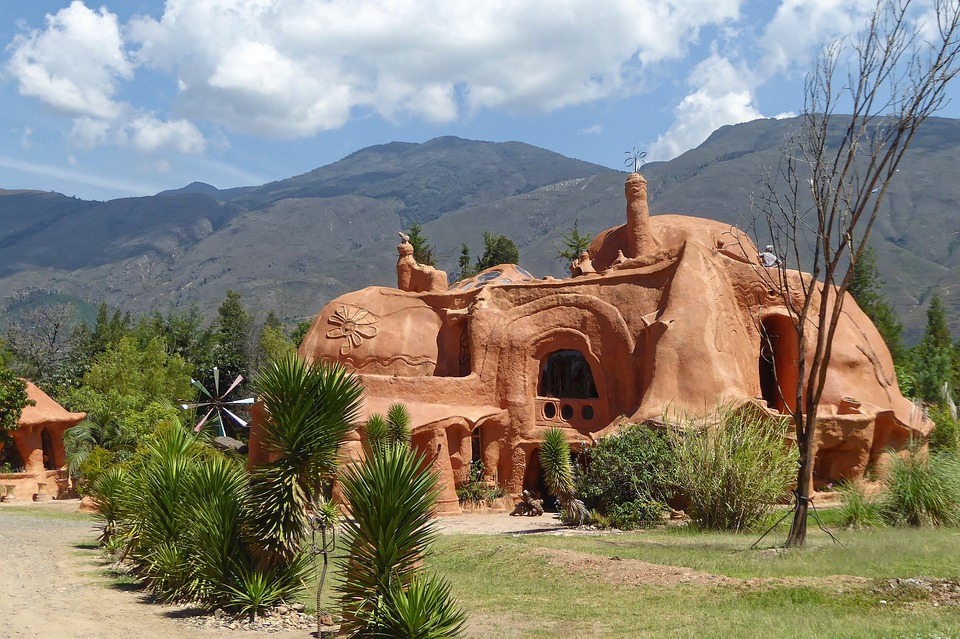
[752,0,960,547]
[4,304,78,382]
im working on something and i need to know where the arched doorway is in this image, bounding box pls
[521,448,558,512]
[40,429,56,470]
[759,315,800,414]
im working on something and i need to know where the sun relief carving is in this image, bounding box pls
[326,305,379,355]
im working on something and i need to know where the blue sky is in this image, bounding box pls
[1,0,956,201]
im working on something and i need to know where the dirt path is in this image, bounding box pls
[0,501,308,639]
[0,502,571,639]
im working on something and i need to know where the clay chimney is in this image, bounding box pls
[625,172,656,258]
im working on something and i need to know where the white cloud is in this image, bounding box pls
[578,124,603,135]
[69,117,112,150]
[0,153,160,195]
[648,54,763,160]
[6,1,132,119]
[125,115,205,155]
[6,2,209,158]
[649,0,881,160]
[759,0,875,76]
[125,0,744,137]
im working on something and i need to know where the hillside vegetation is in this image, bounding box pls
[2,119,958,340]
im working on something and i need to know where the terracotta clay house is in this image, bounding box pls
[249,172,927,513]
[1,381,85,501]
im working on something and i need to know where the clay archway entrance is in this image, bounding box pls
[759,315,800,414]
[521,448,558,512]
[40,428,56,470]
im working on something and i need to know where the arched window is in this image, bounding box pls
[538,350,599,399]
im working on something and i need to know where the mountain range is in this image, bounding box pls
[1,118,958,343]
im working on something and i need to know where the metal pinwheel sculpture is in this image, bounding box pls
[180,367,255,437]
[624,147,647,173]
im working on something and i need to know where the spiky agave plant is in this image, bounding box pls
[337,443,465,638]
[386,402,412,448]
[540,428,588,525]
[179,454,252,604]
[122,418,204,599]
[90,464,128,546]
[247,354,363,568]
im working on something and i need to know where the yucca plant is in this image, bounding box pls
[90,464,129,545]
[119,419,203,596]
[386,402,412,448]
[126,420,200,556]
[363,414,390,458]
[143,540,191,601]
[180,453,251,603]
[371,573,467,639]
[881,450,960,527]
[225,562,307,621]
[337,443,464,638]
[540,428,588,525]
[364,403,413,457]
[247,354,363,568]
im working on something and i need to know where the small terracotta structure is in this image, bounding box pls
[1,381,85,502]
[249,172,927,513]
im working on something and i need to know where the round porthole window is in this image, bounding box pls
[560,404,574,421]
[543,402,557,419]
[581,405,594,420]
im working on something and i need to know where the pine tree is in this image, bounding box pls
[213,290,252,388]
[457,242,474,280]
[911,293,954,403]
[407,224,435,266]
[555,219,593,265]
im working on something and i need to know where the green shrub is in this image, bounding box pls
[76,446,115,494]
[881,450,960,527]
[455,461,505,506]
[836,480,883,529]
[673,405,797,531]
[927,404,960,456]
[0,368,33,433]
[576,422,675,516]
[90,464,129,545]
[606,498,665,530]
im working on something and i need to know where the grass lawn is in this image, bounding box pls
[50,501,958,638]
[419,521,960,639]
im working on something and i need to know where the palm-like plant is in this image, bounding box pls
[90,464,128,545]
[540,428,588,525]
[180,453,251,603]
[386,402,412,447]
[337,442,464,638]
[124,419,203,598]
[65,407,138,476]
[247,354,363,568]
[363,403,413,457]
[372,574,467,639]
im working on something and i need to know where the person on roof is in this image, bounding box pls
[758,245,780,268]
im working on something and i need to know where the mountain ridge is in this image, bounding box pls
[1,123,957,342]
